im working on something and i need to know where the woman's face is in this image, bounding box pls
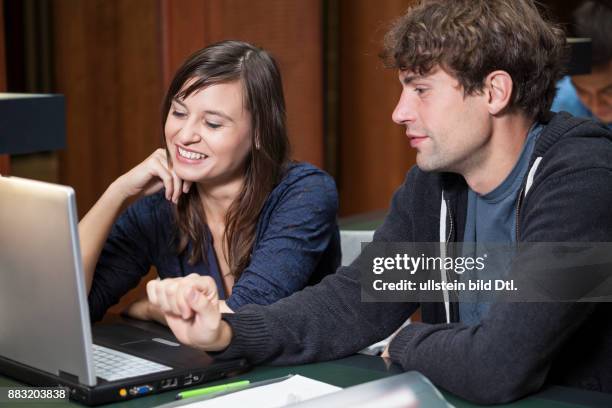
[165,80,252,185]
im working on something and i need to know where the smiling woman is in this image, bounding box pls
[79,40,340,323]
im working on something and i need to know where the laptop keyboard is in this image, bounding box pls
[93,344,172,382]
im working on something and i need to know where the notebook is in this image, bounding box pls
[0,176,247,405]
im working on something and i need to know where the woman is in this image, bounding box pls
[80,40,340,323]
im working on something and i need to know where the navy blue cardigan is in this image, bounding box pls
[88,162,340,322]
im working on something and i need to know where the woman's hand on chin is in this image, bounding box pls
[112,148,192,204]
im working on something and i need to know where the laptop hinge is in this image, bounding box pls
[58,370,80,383]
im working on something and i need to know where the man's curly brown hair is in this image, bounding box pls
[381,0,567,121]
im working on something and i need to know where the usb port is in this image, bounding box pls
[160,378,178,389]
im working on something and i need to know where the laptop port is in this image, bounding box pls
[160,378,178,389]
[183,376,193,386]
[128,385,154,396]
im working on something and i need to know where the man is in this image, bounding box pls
[146,0,612,404]
[551,0,612,128]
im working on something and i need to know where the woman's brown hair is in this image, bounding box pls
[161,40,290,278]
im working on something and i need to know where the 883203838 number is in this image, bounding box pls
[2,387,69,403]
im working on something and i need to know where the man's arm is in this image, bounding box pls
[388,303,595,404]
[220,265,415,365]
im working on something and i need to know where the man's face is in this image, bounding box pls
[391,67,491,174]
[572,61,612,124]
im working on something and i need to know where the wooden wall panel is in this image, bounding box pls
[159,0,206,89]
[51,1,163,315]
[52,0,163,217]
[53,0,118,210]
[0,157,8,175]
[0,0,10,175]
[338,0,417,215]
[161,0,324,167]
[0,109,7,176]
[114,0,164,169]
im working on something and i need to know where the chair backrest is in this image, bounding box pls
[340,229,411,355]
[340,230,375,266]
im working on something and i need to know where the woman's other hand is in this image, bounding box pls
[123,296,168,326]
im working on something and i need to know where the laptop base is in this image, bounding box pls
[0,353,248,406]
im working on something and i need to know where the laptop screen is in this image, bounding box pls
[0,176,97,386]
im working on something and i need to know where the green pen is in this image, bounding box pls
[176,380,250,400]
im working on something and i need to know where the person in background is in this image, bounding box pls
[551,0,612,128]
[79,40,340,323]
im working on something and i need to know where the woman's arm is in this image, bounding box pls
[79,181,131,293]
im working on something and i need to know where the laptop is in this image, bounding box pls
[0,176,248,405]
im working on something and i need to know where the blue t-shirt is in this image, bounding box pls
[88,162,341,321]
[460,123,543,324]
[551,76,612,130]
